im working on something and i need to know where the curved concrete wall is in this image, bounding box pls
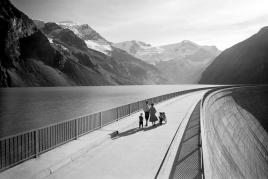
[201,86,268,179]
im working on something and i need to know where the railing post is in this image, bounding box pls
[116,108,119,121]
[100,112,102,127]
[75,119,78,139]
[128,104,131,115]
[35,130,39,158]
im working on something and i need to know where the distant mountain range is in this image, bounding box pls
[2,0,266,87]
[114,40,221,83]
[200,27,268,84]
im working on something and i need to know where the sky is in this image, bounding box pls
[11,0,268,50]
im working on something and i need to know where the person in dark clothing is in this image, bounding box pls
[149,103,158,126]
[139,113,144,128]
[159,112,166,125]
[143,101,150,126]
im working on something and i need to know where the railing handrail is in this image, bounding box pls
[0,100,142,141]
[0,87,212,141]
[0,86,214,172]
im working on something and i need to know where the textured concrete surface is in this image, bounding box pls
[43,91,206,179]
[155,100,200,179]
[201,86,268,179]
[169,102,202,179]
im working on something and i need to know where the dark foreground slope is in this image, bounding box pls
[0,0,167,87]
[202,86,268,178]
[0,0,106,86]
[200,27,268,84]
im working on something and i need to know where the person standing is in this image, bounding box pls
[149,103,158,126]
[143,101,150,126]
[139,113,144,128]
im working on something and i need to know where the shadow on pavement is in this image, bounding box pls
[113,123,166,139]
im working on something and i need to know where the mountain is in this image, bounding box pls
[0,0,70,87]
[57,21,112,55]
[0,0,167,87]
[114,40,220,83]
[200,27,268,84]
[113,40,162,64]
[36,22,167,85]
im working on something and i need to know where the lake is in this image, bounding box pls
[0,85,212,138]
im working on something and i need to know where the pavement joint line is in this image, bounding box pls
[183,133,199,143]
[47,136,112,177]
[186,124,200,130]
[176,147,200,164]
[30,135,111,179]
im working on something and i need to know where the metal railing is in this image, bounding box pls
[0,88,209,172]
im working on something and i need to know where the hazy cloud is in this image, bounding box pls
[11,0,268,50]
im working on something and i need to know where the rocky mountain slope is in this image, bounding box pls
[57,21,112,55]
[0,0,167,87]
[199,27,268,84]
[114,40,220,83]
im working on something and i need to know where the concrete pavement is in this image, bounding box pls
[0,91,207,179]
[44,91,206,179]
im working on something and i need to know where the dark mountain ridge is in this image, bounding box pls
[0,0,68,86]
[0,0,167,87]
[200,27,268,84]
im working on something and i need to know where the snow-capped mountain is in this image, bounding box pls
[114,40,221,83]
[25,19,167,86]
[58,21,112,55]
[114,40,220,64]
[113,40,163,64]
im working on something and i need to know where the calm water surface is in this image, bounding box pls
[0,85,212,137]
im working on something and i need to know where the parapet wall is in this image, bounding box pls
[201,86,268,179]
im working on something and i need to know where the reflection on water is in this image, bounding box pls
[0,85,211,137]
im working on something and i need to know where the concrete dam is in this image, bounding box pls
[1,86,267,178]
[201,86,268,179]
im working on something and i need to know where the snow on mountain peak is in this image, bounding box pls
[57,21,112,55]
[132,40,152,48]
[181,40,196,45]
[114,40,220,65]
[85,40,112,55]
[58,21,78,27]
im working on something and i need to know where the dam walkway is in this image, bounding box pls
[0,90,207,179]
